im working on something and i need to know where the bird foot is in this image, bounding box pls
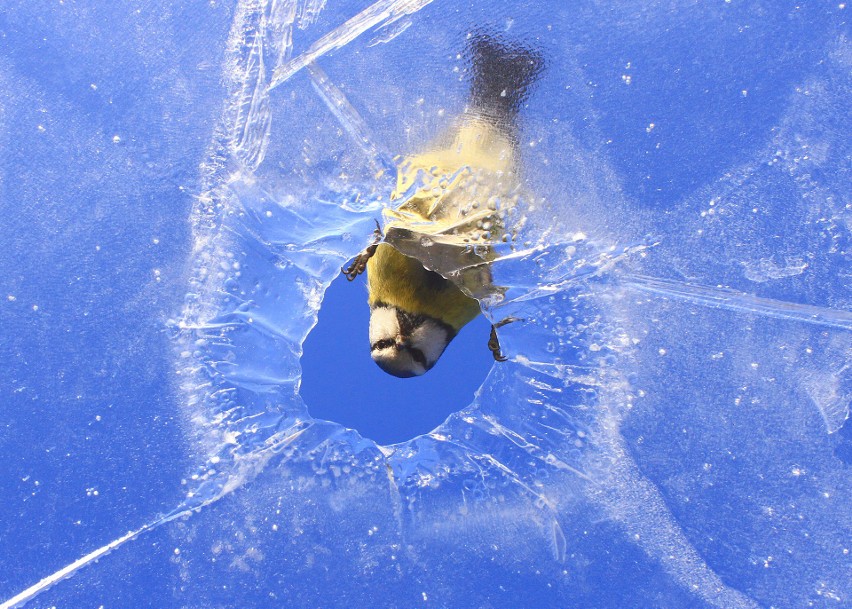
[341,220,383,281]
[488,317,522,362]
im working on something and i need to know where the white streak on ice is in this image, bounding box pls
[307,61,393,173]
[368,15,413,47]
[595,425,762,609]
[741,256,809,283]
[297,0,327,29]
[623,274,852,331]
[269,0,435,89]
[0,509,208,609]
[0,528,146,609]
[801,364,852,434]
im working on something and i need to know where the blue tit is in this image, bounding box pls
[344,34,543,377]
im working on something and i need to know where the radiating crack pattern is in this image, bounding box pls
[4,1,849,608]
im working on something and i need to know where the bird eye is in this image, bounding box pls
[371,339,395,351]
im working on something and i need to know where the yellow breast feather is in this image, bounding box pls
[367,243,481,332]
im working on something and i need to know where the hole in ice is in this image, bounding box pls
[301,271,494,445]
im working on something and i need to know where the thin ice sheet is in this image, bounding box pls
[1,1,849,608]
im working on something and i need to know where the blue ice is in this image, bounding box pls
[1,1,849,608]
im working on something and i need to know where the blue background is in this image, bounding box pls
[1,1,849,608]
[302,273,494,443]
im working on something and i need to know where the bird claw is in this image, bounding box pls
[341,220,383,281]
[488,317,522,362]
[494,316,522,329]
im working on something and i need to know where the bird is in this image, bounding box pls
[343,34,543,378]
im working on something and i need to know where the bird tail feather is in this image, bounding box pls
[467,34,545,121]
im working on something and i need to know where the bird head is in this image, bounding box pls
[368,305,456,378]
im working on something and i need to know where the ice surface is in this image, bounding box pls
[1,1,850,608]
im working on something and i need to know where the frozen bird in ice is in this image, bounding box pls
[343,34,543,378]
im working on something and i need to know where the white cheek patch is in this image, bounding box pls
[368,306,450,377]
[410,319,451,367]
[369,306,400,345]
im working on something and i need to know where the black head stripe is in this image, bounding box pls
[386,306,457,341]
[372,301,458,345]
[371,338,395,352]
[395,308,419,336]
[408,347,427,367]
